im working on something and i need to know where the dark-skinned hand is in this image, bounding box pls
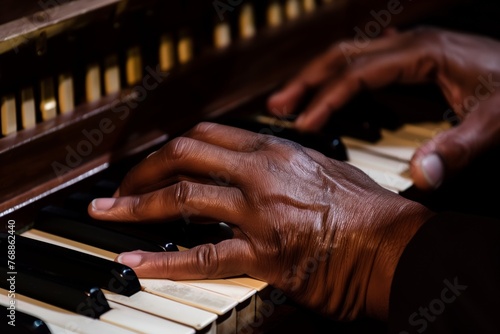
[268,27,500,190]
[89,122,434,321]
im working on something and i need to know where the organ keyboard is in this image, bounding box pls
[2,0,497,333]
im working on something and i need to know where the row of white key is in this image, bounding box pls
[20,228,268,334]
[342,121,451,192]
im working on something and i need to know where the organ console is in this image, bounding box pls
[1,0,499,333]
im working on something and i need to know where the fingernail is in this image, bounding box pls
[421,154,443,188]
[91,198,116,211]
[117,253,143,267]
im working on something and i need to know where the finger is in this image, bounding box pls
[267,30,410,116]
[115,239,253,279]
[89,182,245,223]
[118,135,247,196]
[295,46,436,131]
[182,122,262,152]
[410,101,500,190]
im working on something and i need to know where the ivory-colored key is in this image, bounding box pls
[140,279,237,316]
[86,64,102,102]
[40,78,57,120]
[0,291,136,334]
[214,22,232,49]
[159,34,176,71]
[342,135,418,162]
[58,73,75,114]
[104,54,121,95]
[182,279,256,333]
[303,0,316,12]
[1,94,17,135]
[239,4,256,39]
[267,1,284,27]
[104,290,217,332]
[103,301,195,334]
[22,229,236,331]
[285,0,302,20]
[347,147,409,175]
[177,35,193,65]
[126,46,143,86]
[347,161,413,192]
[21,87,36,129]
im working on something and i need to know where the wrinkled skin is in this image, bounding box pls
[89,122,433,321]
[268,27,500,190]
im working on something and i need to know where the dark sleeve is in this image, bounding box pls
[388,212,500,334]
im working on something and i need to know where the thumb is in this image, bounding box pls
[410,118,496,191]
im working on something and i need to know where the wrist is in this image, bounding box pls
[365,200,435,321]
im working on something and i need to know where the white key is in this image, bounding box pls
[141,279,237,315]
[126,46,143,86]
[86,64,102,102]
[1,94,17,135]
[267,1,284,27]
[286,0,302,20]
[40,77,57,120]
[21,87,36,129]
[226,277,268,292]
[348,161,413,192]
[22,230,235,328]
[214,22,232,49]
[104,54,121,95]
[0,291,136,334]
[177,36,193,65]
[159,34,176,72]
[183,279,256,332]
[103,301,195,334]
[58,73,75,114]
[47,323,79,334]
[347,147,409,175]
[394,122,451,142]
[342,135,418,162]
[239,4,256,39]
[104,290,217,331]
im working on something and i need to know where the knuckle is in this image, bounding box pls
[125,196,144,221]
[191,122,217,135]
[194,244,219,277]
[173,181,193,209]
[163,137,193,161]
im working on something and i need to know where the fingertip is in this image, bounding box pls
[116,252,143,268]
[412,153,444,190]
[268,83,305,115]
[267,92,288,115]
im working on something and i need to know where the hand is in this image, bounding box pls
[268,27,500,191]
[88,122,434,321]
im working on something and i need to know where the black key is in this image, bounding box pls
[0,233,141,297]
[35,206,179,253]
[220,115,349,161]
[2,307,52,334]
[1,261,110,319]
